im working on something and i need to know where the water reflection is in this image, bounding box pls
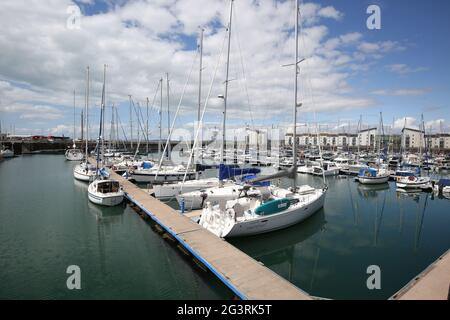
[230,210,326,285]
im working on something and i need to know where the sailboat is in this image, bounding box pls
[357,113,389,185]
[87,65,124,206]
[396,115,432,191]
[65,90,84,161]
[74,67,96,181]
[198,0,327,238]
[129,75,197,184]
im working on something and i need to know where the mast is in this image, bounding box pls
[73,90,76,148]
[292,0,300,188]
[221,0,234,164]
[129,95,133,150]
[85,66,89,160]
[96,64,107,171]
[146,97,149,154]
[198,27,204,163]
[159,77,163,159]
[166,72,171,159]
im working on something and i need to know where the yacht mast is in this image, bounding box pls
[221,0,234,163]
[146,97,149,154]
[197,27,204,163]
[166,72,171,159]
[73,90,76,148]
[85,66,90,159]
[129,95,133,150]
[159,77,163,159]
[292,0,300,189]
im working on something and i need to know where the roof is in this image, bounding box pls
[402,127,424,134]
[359,127,377,133]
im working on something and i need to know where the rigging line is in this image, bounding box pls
[232,5,255,130]
[181,28,229,189]
[155,49,199,179]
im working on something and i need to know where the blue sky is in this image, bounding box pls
[0,0,449,139]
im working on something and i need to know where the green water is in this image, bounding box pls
[229,172,450,299]
[1,155,449,300]
[0,155,232,299]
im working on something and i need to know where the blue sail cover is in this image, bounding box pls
[359,168,377,177]
[142,161,153,169]
[219,164,261,180]
[241,174,270,186]
[438,179,450,187]
[98,167,110,178]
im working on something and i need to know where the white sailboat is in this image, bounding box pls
[312,161,340,176]
[65,90,84,161]
[357,113,389,185]
[396,175,432,190]
[87,65,124,206]
[198,0,327,238]
[74,67,96,181]
[0,148,14,158]
[88,178,124,206]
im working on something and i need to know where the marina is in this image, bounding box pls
[1,153,449,299]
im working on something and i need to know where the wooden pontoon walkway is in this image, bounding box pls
[92,159,311,300]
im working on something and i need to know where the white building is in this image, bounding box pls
[358,128,377,148]
[401,128,425,150]
[426,134,450,150]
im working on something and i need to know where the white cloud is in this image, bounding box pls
[372,88,431,97]
[386,64,428,75]
[0,0,410,136]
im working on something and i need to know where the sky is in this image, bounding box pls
[0,0,449,140]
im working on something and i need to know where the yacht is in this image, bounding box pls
[357,168,389,184]
[312,161,340,176]
[65,148,84,161]
[197,0,327,238]
[0,148,14,158]
[88,179,124,206]
[200,185,326,238]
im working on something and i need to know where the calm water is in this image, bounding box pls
[162,165,450,300]
[1,155,449,300]
[0,155,232,299]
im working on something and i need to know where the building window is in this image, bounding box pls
[352,137,356,146]
[440,138,445,149]
[405,135,410,148]
[323,138,327,145]
[313,137,317,145]
[305,137,309,145]
[343,137,347,146]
